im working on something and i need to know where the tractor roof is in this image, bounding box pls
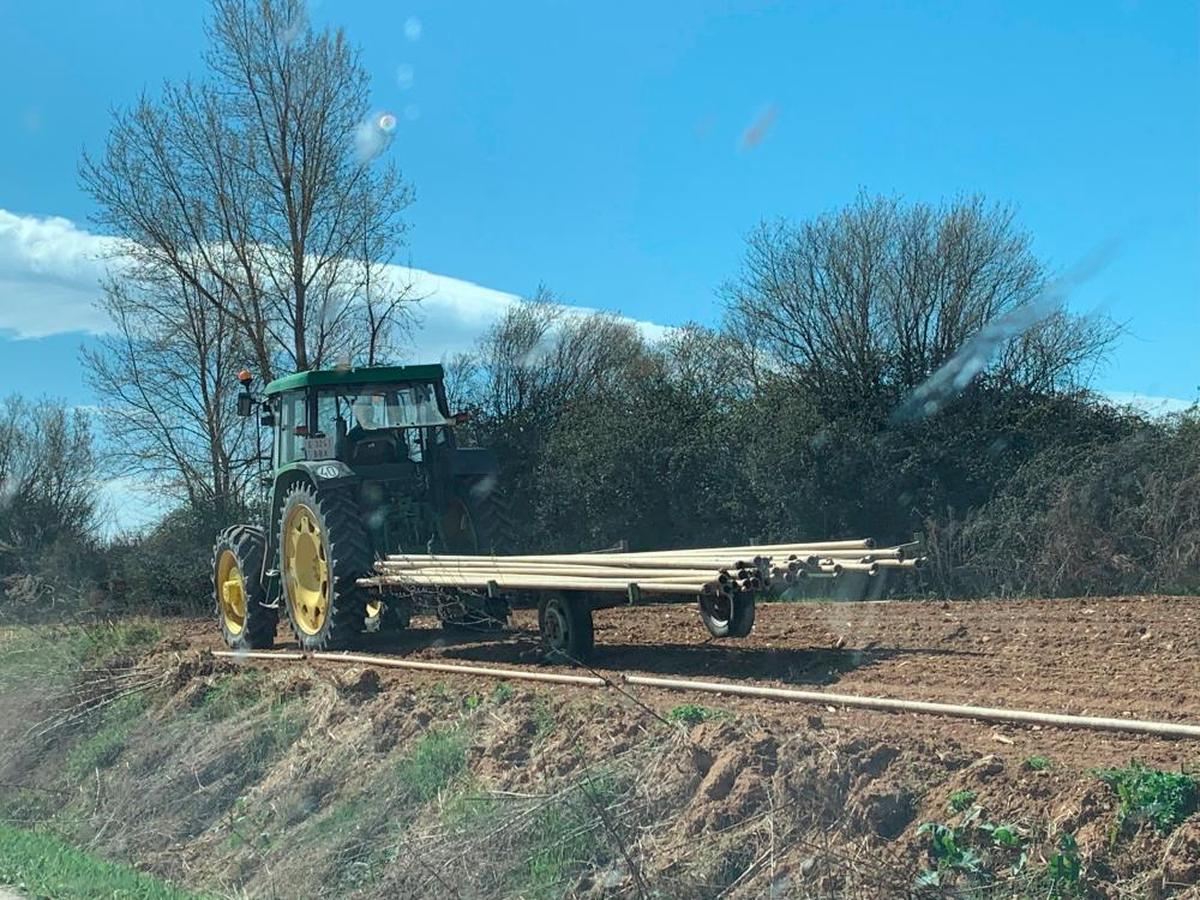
[263,364,444,396]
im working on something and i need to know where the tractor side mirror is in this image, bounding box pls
[237,393,253,417]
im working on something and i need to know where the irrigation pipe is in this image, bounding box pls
[623,674,1200,739]
[213,649,606,687]
[310,651,607,686]
[211,649,1200,739]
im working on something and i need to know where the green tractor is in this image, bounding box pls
[212,364,509,651]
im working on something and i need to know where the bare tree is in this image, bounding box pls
[82,275,254,515]
[470,289,647,426]
[81,0,414,382]
[80,0,415,513]
[0,397,98,570]
[723,194,1117,407]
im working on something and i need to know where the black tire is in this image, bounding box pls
[450,475,513,555]
[378,597,412,632]
[729,595,757,638]
[364,593,411,633]
[436,476,513,631]
[699,591,757,639]
[538,592,594,663]
[212,525,277,650]
[277,482,371,651]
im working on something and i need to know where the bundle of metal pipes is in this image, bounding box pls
[360,538,925,599]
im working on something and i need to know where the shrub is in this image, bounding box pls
[1094,762,1198,834]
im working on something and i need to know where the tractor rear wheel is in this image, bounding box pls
[212,525,277,650]
[278,482,371,651]
[436,477,513,631]
[443,476,513,555]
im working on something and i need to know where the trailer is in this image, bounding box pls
[357,539,924,661]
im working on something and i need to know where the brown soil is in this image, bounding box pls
[3,595,1198,898]
[183,594,1200,769]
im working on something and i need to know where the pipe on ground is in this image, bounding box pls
[213,649,607,687]
[211,650,1200,740]
[622,674,1200,739]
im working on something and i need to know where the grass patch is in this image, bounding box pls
[199,670,266,721]
[491,682,514,704]
[516,773,620,899]
[314,798,367,837]
[66,692,151,779]
[947,789,977,813]
[0,823,199,899]
[1094,762,1198,834]
[666,703,726,726]
[532,697,556,737]
[0,787,58,827]
[0,621,161,683]
[394,728,469,805]
[1024,755,1053,772]
[441,778,500,832]
[243,707,305,775]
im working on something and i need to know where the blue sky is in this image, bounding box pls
[0,0,1197,407]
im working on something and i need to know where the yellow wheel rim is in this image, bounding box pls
[217,549,247,635]
[284,503,330,636]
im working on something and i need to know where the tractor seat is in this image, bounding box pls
[349,432,402,465]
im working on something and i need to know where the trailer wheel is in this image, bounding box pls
[538,593,594,663]
[699,592,756,639]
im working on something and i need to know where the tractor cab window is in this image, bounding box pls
[275,392,307,465]
[320,383,446,464]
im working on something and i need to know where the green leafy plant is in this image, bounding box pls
[491,682,514,704]
[667,703,725,726]
[917,822,983,874]
[1024,755,1053,772]
[1044,832,1082,893]
[980,821,1028,874]
[947,789,977,813]
[1094,762,1198,834]
[980,821,1022,848]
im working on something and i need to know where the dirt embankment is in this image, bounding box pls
[1,595,1198,897]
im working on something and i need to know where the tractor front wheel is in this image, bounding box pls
[212,525,277,650]
[365,596,412,633]
[278,482,371,651]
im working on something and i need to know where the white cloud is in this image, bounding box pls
[0,207,668,358]
[0,209,116,337]
[1103,391,1196,416]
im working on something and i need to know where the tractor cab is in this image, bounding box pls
[262,365,455,468]
[214,364,506,652]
